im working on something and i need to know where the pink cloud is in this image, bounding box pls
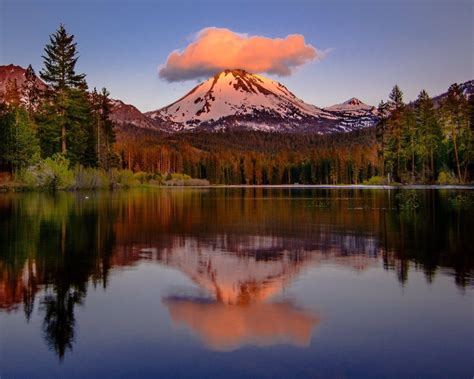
[159,27,322,82]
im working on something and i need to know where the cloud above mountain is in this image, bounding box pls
[159,27,322,82]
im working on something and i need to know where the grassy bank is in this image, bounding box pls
[0,155,209,192]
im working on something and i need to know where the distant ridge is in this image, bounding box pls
[0,64,472,136]
[147,69,378,133]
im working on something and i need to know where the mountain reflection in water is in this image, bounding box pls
[0,188,472,361]
[142,242,320,350]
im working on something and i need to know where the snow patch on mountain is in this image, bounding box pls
[147,69,334,130]
[324,97,376,116]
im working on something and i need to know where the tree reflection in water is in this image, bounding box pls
[41,289,83,360]
[0,188,472,359]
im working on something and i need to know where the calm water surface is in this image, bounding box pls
[0,188,473,378]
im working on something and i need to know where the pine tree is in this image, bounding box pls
[439,84,470,183]
[415,90,441,181]
[98,87,116,169]
[0,104,40,173]
[90,87,116,169]
[467,94,474,181]
[66,88,95,166]
[401,106,417,182]
[386,85,405,181]
[22,64,42,114]
[39,24,89,158]
[376,100,390,177]
[389,85,404,111]
[40,24,86,92]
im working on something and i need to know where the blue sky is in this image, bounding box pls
[1,0,472,111]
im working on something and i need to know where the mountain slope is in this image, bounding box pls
[0,64,166,132]
[147,69,378,133]
[108,99,167,132]
[0,64,47,98]
[432,80,473,107]
[324,97,375,115]
[148,69,323,124]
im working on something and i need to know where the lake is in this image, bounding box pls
[0,188,473,378]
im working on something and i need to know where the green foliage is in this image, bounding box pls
[37,24,97,167]
[19,154,74,190]
[162,172,208,186]
[133,171,149,184]
[380,84,472,184]
[363,176,387,185]
[38,87,95,166]
[90,87,116,170]
[437,170,458,185]
[40,24,86,91]
[389,85,404,110]
[439,84,471,183]
[15,161,196,191]
[109,169,138,188]
[0,105,40,171]
[133,171,164,184]
[171,173,192,180]
[415,90,442,181]
[72,166,109,190]
[396,191,420,211]
[164,177,210,186]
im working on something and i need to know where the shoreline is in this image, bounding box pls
[2,183,473,193]
[195,184,474,190]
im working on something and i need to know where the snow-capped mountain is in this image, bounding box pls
[147,69,378,133]
[324,97,375,115]
[323,97,378,131]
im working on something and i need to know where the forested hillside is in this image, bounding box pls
[116,84,473,185]
[115,129,378,185]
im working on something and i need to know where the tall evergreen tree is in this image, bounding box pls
[415,90,441,180]
[467,94,474,180]
[389,85,404,111]
[90,87,116,169]
[40,24,86,92]
[38,24,95,166]
[376,100,390,177]
[98,88,116,169]
[439,84,470,182]
[0,104,40,173]
[401,106,417,182]
[386,85,405,181]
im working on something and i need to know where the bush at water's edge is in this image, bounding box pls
[0,154,208,191]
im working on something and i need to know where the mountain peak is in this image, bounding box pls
[325,97,374,114]
[146,70,382,133]
[219,68,251,76]
[344,97,363,105]
[147,69,323,130]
